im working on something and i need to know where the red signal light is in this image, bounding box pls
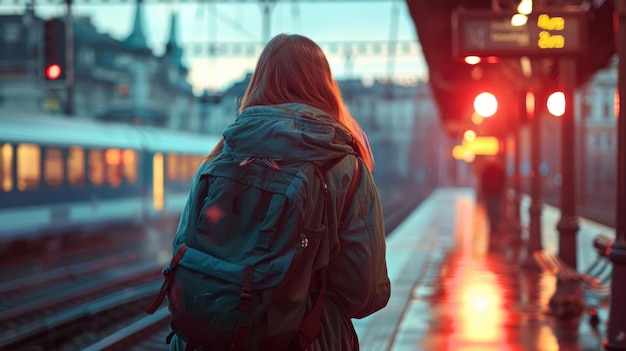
[473,92,498,118]
[547,91,566,117]
[45,64,62,80]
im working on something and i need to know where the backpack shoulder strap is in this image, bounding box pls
[340,155,360,231]
[318,153,361,203]
[297,154,361,350]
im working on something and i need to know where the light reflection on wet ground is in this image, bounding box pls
[373,189,608,351]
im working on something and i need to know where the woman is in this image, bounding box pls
[172,33,390,350]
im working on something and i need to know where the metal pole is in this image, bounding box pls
[511,124,523,244]
[605,1,626,349]
[260,0,276,43]
[527,85,543,256]
[386,2,399,80]
[526,0,549,263]
[556,57,579,269]
[64,0,74,116]
[548,57,585,318]
[513,57,532,246]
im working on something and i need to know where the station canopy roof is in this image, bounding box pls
[405,0,616,137]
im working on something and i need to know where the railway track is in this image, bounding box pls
[83,308,171,351]
[0,260,162,350]
[4,282,161,350]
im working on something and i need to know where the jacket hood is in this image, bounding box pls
[222,103,356,163]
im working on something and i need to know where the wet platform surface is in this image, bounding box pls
[355,187,612,351]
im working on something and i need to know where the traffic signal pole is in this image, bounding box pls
[605,1,626,349]
[555,57,579,271]
[64,0,74,116]
[548,56,585,318]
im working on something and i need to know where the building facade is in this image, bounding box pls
[0,1,195,129]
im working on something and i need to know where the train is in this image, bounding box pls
[0,110,221,244]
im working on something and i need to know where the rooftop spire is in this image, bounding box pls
[124,0,149,51]
[165,10,183,66]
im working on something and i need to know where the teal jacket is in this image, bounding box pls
[172,103,390,350]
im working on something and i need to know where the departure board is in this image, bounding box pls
[452,9,588,57]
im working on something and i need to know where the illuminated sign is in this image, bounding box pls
[464,136,500,155]
[451,136,500,162]
[452,9,588,57]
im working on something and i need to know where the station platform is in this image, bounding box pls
[355,187,614,351]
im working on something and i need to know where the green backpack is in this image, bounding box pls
[146,152,360,351]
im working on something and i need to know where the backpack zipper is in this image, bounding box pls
[239,156,280,171]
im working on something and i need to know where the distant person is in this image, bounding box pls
[162,33,390,351]
[480,158,507,235]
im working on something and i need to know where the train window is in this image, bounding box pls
[185,155,194,180]
[105,148,122,188]
[16,143,40,191]
[1,143,13,192]
[122,149,137,184]
[192,156,199,170]
[179,155,188,180]
[194,156,204,170]
[167,153,178,181]
[67,147,85,187]
[44,148,64,187]
[153,153,164,211]
[187,155,196,180]
[89,149,105,186]
[186,156,195,179]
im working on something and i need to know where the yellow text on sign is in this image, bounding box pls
[536,14,566,49]
[537,14,564,30]
[538,31,565,49]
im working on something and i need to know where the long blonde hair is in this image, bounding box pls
[207,33,374,170]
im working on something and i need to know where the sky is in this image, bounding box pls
[1,0,429,94]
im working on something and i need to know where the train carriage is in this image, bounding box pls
[0,111,220,243]
[136,125,218,221]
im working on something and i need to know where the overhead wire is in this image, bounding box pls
[386,1,399,81]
